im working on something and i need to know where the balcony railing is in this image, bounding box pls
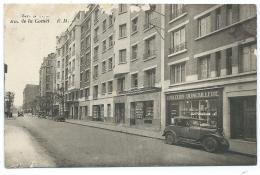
[143,50,156,60]
[169,42,187,55]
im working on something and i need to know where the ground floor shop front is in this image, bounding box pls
[165,81,256,155]
[74,90,162,131]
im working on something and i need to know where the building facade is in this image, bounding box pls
[164,4,257,154]
[52,4,257,155]
[39,52,56,116]
[22,84,39,113]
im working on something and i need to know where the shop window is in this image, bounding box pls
[239,43,256,73]
[170,63,185,84]
[198,55,210,80]
[130,101,154,124]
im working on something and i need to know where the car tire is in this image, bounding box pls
[202,137,219,153]
[165,132,177,145]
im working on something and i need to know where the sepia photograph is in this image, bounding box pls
[2,1,258,172]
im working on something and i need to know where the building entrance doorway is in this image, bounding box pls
[230,96,256,142]
[115,103,125,124]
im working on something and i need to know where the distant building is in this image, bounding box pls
[39,53,56,116]
[22,84,39,113]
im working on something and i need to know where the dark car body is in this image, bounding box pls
[18,111,24,117]
[54,116,66,122]
[163,117,229,152]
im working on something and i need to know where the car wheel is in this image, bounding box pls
[202,137,219,153]
[165,132,177,145]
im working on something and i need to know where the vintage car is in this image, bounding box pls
[54,116,66,122]
[163,116,229,153]
[17,111,24,117]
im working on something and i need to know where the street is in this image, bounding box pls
[5,115,257,168]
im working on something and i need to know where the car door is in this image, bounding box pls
[187,120,201,140]
[175,119,189,138]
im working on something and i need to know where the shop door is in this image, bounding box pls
[230,96,256,141]
[75,106,78,119]
[115,103,125,124]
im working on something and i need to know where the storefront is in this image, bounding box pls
[92,105,104,121]
[166,88,223,129]
[130,101,154,125]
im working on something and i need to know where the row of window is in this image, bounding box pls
[93,57,114,79]
[93,35,114,59]
[168,5,256,56]
[94,15,113,42]
[198,4,256,37]
[170,43,257,84]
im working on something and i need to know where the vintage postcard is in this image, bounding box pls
[3,2,258,172]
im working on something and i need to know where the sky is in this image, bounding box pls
[3,4,147,107]
[4,4,88,107]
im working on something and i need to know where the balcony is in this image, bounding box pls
[169,42,187,55]
[143,50,156,61]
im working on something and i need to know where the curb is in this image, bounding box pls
[65,120,163,140]
[65,120,256,158]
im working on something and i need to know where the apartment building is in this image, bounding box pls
[164,4,257,155]
[22,84,39,113]
[39,52,56,115]
[62,11,85,119]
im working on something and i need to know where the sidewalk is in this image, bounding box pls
[65,119,256,157]
[65,119,164,139]
[5,122,56,168]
